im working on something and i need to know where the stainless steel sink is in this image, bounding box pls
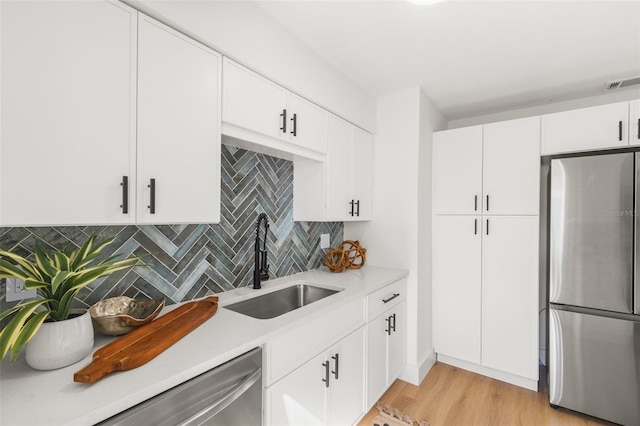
[224,284,340,319]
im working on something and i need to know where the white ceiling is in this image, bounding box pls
[255,0,640,120]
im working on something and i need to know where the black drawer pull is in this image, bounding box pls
[331,354,339,380]
[280,109,287,133]
[148,178,156,214]
[619,120,623,141]
[120,176,128,214]
[383,293,400,304]
[322,361,330,387]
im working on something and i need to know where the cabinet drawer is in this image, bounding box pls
[266,298,365,385]
[366,279,406,321]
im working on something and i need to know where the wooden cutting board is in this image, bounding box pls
[74,296,218,384]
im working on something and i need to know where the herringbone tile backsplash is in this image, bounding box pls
[0,145,343,309]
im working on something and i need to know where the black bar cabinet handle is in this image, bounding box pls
[280,109,287,133]
[383,293,400,304]
[486,195,490,211]
[349,200,354,216]
[474,195,478,211]
[291,113,297,136]
[120,176,128,214]
[355,200,360,217]
[331,354,339,380]
[322,361,330,387]
[486,219,489,235]
[385,316,391,335]
[391,313,396,332]
[148,178,156,214]
[474,218,478,235]
[619,120,623,141]
[637,118,639,140]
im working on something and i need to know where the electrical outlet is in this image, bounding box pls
[5,278,37,302]
[320,234,330,249]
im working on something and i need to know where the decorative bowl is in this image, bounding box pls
[89,297,164,336]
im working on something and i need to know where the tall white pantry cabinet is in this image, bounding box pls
[432,117,540,390]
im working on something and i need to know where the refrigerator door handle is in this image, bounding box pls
[635,152,639,315]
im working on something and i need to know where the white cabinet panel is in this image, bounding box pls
[366,313,388,408]
[541,101,629,154]
[286,92,328,153]
[482,216,539,380]
[387,302,405,384]
[326,328,365,426]
[433,215,482,364]
[296,115,373,221]
[433,126,483,215]
[267,351,326,426]
[483,117,540,215]
[137,16,221,224]
[351,127,374,221]
[1,0,137,225]
[326,116,354,220]
[267,328,365,426]
[222,59,287,141]
[630,100,640,146]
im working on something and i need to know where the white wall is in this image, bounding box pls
[448,89,640,128]
[345,87,446,386]
[125,0,376,132]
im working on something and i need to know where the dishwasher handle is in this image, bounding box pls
[175,367,262,426]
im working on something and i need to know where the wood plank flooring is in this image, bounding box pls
[358,362,613,426]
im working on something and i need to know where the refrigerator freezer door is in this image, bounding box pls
[550,153,634,313]
[549,309,640,426]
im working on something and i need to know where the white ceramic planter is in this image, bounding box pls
[25,309,94,370]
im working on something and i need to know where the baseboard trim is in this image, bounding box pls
[399,350,437,386]
[437,354,539,391]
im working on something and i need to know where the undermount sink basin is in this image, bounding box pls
[224,284,341,319]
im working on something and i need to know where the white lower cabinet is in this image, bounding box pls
[366,301,405,408]
[433,215,539,385]
[267,327,365,426]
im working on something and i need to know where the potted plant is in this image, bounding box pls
[0,235,141,369]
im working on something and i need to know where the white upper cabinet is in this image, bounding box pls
[433,126,483,215]
[1,0,137,226]
[222,59,288,141]
[630,100,640,146]
[541,101,629,154]
[137,15,221,224]
[434,118,539,216]
[294,115,373,222]
[286,92,329,154]
[483,117,540,215]
[222,58,328,159]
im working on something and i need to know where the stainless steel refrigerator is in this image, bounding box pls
[549,151,640,426]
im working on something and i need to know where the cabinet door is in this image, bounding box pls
[432,215,482,364]
[541,101,629,154]
[267,351,326,426]
[326,116,354,220]
[287,92,329,154]
[630,100,640,146]
[433,126,483,214]
[483,117,540,215]
[366,314,388,409]
[222,59,287,141]
[137,15,221,224]
[327,328,365,426]
[482,216,539,380]
[387,302,406,384]
[1,0,137,225]
[351,127,373,221]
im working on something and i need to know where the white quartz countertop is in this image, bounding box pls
[0,266,408,426]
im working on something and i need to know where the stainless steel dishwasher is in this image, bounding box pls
[99,348,262,426]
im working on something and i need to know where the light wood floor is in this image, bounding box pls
[358,362,613,426]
